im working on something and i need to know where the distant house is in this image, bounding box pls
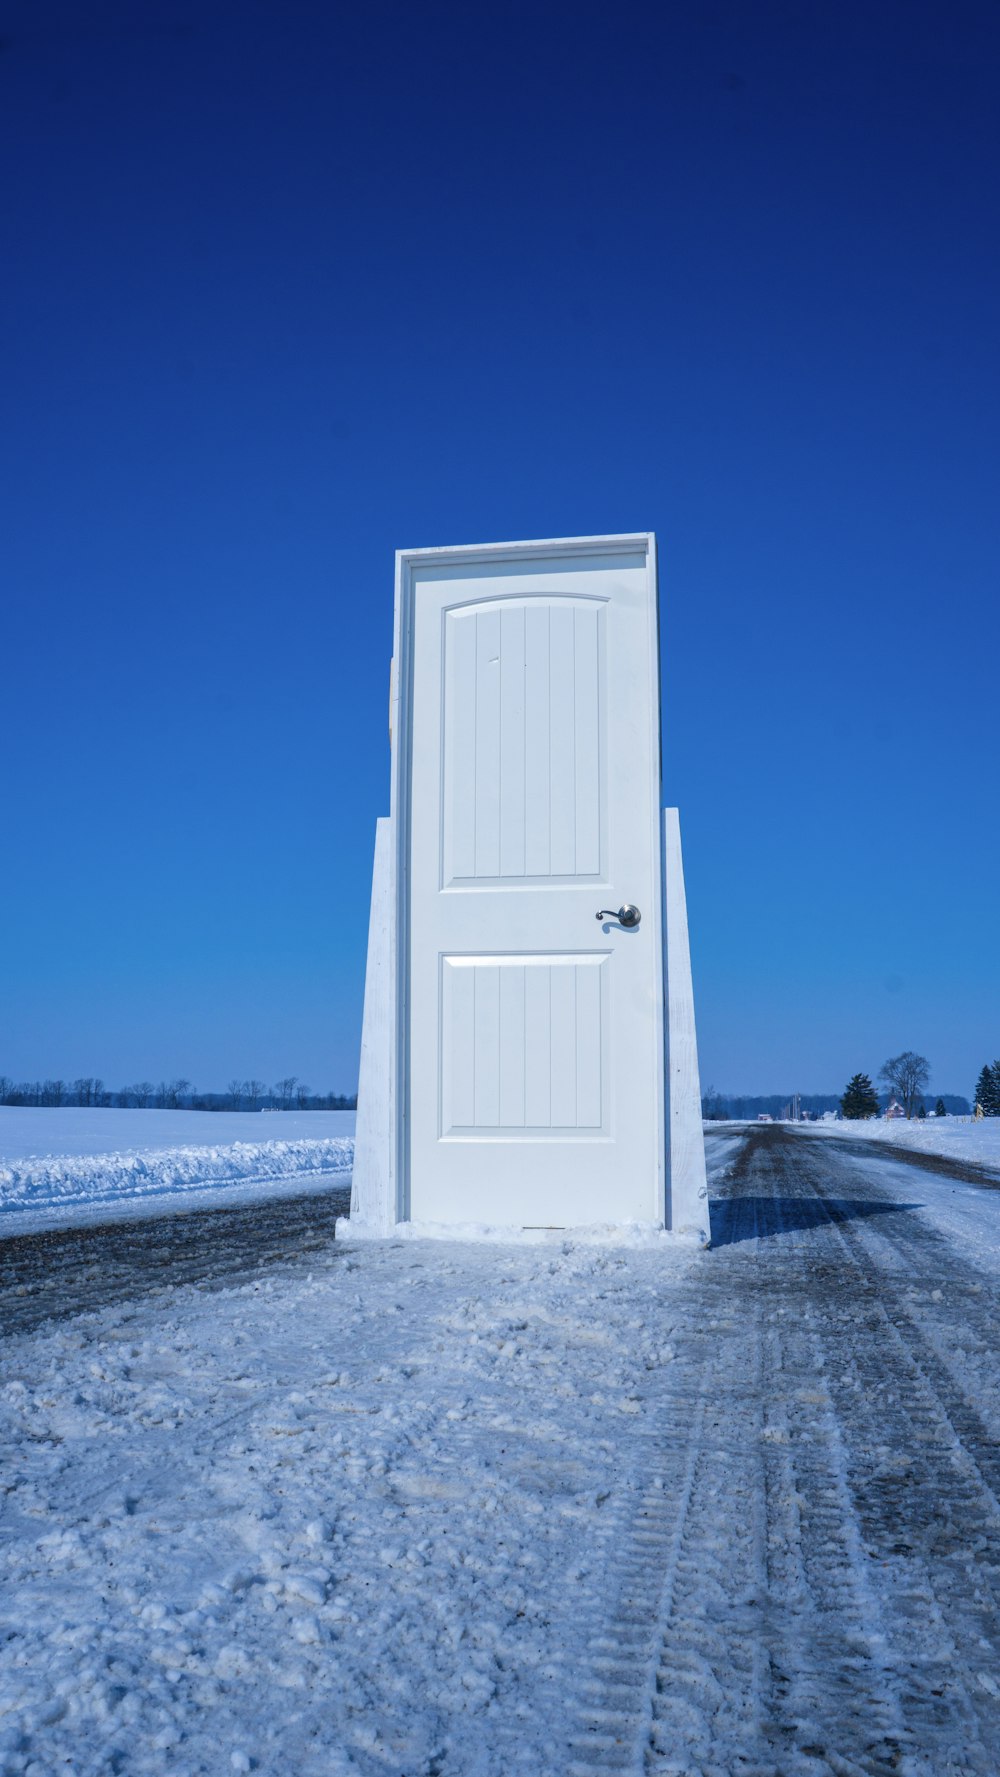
[757,1113,773,1123]
[884,1100,905,1120]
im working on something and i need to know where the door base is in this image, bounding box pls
[349,810,710,1242]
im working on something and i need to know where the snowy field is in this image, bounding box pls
[3,1126,1000,1773]
[0,1109,355,1234]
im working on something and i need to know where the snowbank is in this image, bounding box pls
[0,1109,354,1233]
[802,1114,1000,1172]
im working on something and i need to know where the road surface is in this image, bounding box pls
[643,1121,1000,1776]
[1,1125,998,1774]
[0,1184,351,1337]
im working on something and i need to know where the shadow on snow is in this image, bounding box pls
[709,1196,923,1248]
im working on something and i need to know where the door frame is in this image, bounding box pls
[389,533,664,1227]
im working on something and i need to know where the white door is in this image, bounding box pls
[397,536,664,1228]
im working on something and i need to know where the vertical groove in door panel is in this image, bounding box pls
[473,964,500,1127]
[499,605,526,877]
[442,961,476,1132]
[498,964,526,1126]
[523,604,551,876]
[574,605,601,875]
[445,612,478,883]
[441,956,606,1136]
[475,608,501,878]
[548,963,578,1127]
[523,963,552,1126]
[442,596,607,886]
[574,959,603,1127]
[548,604,577,876]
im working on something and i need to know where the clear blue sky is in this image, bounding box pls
[2,0,998,1099]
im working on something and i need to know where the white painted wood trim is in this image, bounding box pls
[348,817,395,1235]
[395,532,654,572]
[663,809,710,1238]
[647,535,666,1223]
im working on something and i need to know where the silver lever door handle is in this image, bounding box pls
[596,904,641,928]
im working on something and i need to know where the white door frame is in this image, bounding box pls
[388,533,665,1228]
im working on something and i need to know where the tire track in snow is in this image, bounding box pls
[729,1130,1000,1773]
[792,1157,1000,1769]
[556,1127,1000,1776]
[0,1185,352,1336]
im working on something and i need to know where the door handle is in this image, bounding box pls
[596,904,641,928]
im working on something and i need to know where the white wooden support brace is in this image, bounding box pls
[663,809,710,1239]
[345,816,394,1236]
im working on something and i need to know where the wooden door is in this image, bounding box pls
[396,536,664,1227]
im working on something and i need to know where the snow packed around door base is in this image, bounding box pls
[0,1110,354,1233]
[1,1226,702,1776]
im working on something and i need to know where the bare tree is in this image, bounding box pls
[226,1079,243,1111]
[93,1079,109,1107]
[133,1081,154,1109]
[879,1051,930,1119]
[0,1077,13,1104]
[155,1079,188,1110]
[274,1076,298,1111]
[73,1078,94,1107]
[244,1079,266,1112]
[295,1082,311,1109]
[117,1086,133,1108]
[41,1080,65,1107]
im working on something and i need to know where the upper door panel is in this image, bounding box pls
[442,595,608,888]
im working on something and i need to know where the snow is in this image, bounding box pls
[3,1125,1000,1770]
[833,1149,1000,1274]
[700,1126,747,1174]
[800,1112,1000,1171]
[0,1110,354,1234]
[0,1108,355,1162]
[342,1217,707,1247]
[0,1230,705,1775]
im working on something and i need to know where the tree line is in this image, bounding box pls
[842,1050,1000,1121]
[702,1088,970,1121]
[0,1076,356,1112]
[703,1049,973,1123]
[706,1047,1000,1124]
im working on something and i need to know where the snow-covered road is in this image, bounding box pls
[0,1186,351,1338]
[1,1126,999,1775]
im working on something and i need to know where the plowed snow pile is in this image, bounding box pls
[807,1113,1000,1170]
[0,1109,354,1231]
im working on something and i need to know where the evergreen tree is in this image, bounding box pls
[917,1102,926,1118]
[934,1098,947,1117]
[840,1073,879,1119]
[974,1065,999,1116]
